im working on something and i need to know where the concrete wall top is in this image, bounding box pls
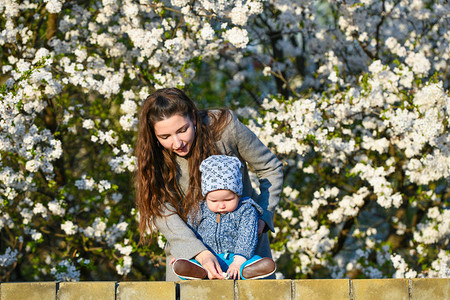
[0,279,448,300]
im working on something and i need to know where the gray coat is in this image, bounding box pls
[153,110,284,281]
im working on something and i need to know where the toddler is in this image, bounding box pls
[172,155,276,280]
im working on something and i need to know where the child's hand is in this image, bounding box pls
[227,255,247,279]
[226,263,241,279]
[169,258,176,265]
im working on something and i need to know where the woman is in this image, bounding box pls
[136,88,283,280]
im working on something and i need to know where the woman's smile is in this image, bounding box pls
[175,143,188,155]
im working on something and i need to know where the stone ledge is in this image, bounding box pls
[237,279,291,300]
[179,279,234,299]
[352,279,409,300]
[0,282,56,300]
[57,281,116,300]
[410,278,449,300]
[0,279,448,300]
[295,279,349,300]
[118,281,176,300]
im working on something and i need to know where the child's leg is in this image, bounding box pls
[240,255,276,280]
[216,252,234,271]
[172,258,207,280]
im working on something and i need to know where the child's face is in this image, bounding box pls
[205,189,239,213]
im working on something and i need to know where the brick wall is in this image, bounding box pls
[0,279,448,300]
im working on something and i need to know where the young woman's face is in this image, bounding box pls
[153,114,196,157]
[205,189,239,214]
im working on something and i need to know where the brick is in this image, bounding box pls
[57,281,115,300]
[179,280,234,300]
[294,279,349,300]
[0,282,56,300]
[353,279,408,300]
[237,280,292,300]
[411,278,449,300]
[117,281,176,300]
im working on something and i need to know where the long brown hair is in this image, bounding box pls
[135,88,230,243]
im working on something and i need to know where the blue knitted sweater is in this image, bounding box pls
[188,197,263,260]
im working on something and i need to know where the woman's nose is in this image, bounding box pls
[172,135,181,148]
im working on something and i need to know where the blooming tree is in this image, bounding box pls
[0,0,448,281]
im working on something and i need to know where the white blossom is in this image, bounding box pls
[405,52,431,75]
[82,119,95,130]
[223,27,249,49]
[48,199,66,217]
[61,221,78,235]
[116,255,132,275]
[200,23,215,41]
[115,244,133,256]
[120,100,137,115]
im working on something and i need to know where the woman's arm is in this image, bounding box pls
[153,203,224,279]
[228,112,284,232]
[195,250,224,279]
[153,204,206,259]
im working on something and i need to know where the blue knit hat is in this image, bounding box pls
[200,155,243,197]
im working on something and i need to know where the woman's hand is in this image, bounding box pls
[195,250,224,280]
[258,219,266,236]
